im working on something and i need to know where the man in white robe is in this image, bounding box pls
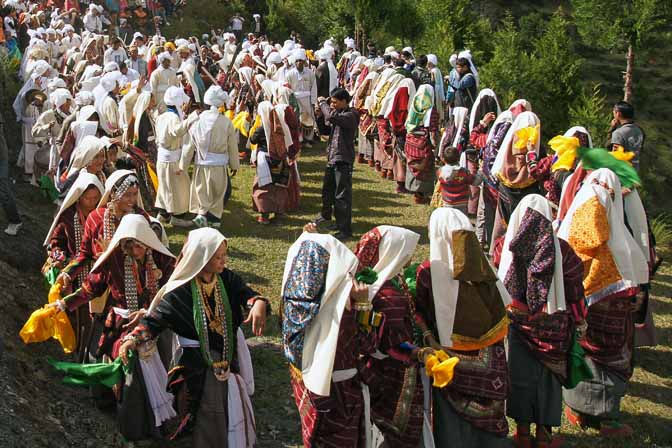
[154,86,199,227]
[150,52,179,114]
[182,86,239,228]
[287,48,317,145]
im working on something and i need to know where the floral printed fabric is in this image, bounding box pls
[504,208,556,314]
[282,240,330,367]
[354,227,382,271]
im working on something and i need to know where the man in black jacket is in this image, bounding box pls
[314,88,359,240]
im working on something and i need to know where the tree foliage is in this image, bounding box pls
[480,10,581,137]
[568,83,611,144]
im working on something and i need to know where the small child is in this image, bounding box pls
[436,146,483,214]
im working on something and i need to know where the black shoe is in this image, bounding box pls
[334,231,352,241]
[313,215,331,226]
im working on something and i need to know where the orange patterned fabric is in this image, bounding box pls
[567,196,622,297]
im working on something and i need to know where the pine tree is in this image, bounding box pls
[571,0,671,102]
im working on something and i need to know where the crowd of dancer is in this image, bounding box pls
[3,1,661,447]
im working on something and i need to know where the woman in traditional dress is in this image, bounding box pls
[51,214,176,440]
[250,101,294,224]
[354,225,426,447]
[282,228,373,447]
[58,134,107,196]
[414,207,510,447]
[57,170,148,291]
[496,194,586,448]
[43,172,104,359]
[559,168,648,438]
[127,91,158,208]
[404,84,438,204]
[467,89,501,216]
[354,67,380,167]
[489,111,541,248]
[120,227,269,447]
[274,84,302,212]
[477,99,531,249]
[381,78,415,193]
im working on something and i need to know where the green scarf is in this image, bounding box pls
[49,352,134,388]
[405,87,433,133]
[577,147,641,188]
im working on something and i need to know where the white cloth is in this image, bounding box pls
[557,168,649,305]
[563,126,593,148]
[149,228,227,312]
[429,207,510,346]
[366,226,420,301]
[91,214,174,273]
[138,346,177,426]
[468,88,501,132]
[497,194,566,314]
[490,111,540,178]
[381,78,416,119]
[281,232,359,397]
[451,106,469,148]
[43,172,104,246]
[69,135,104,171]
[255,151,272,187]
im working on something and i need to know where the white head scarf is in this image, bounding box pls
[91,214,174,274]
[43,172,104,246]
[203,85,229,108]
[131,91,153,142]
[157,51,172,65]
[50,88,73,109]
[281,232,359,396]
[98,169,142,208]
[563,126,593,148]
[75,90,95,106]
[490,111,541,177]
[429,207,510,346]
[469,88,501,133]
[497,194,566,314]
[458,49,479,87]
[69,135,104,171]
[148,228,227,313]
[381,78,416,119]
[557,168,649,305]
[164,86,189,118]
[360,226,420,301]
[450,106,469,148]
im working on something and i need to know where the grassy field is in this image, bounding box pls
[160,145,671,447]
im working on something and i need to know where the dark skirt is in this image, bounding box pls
[433,388,511,448]
[506,327,563,426]
[563,357,627,420]
[405,165,436,194]
[193,368,229,448]
[252,178,289,214]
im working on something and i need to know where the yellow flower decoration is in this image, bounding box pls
[424,350,460,388]
[513,124,540,153]
[549,135,580,172]
[610,144,635,164]
[248,114,263,151]
[306,50,315,61]
[232,111,251,137]
[19,283,76,353]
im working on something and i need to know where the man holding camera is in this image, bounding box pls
[314,88,359,241]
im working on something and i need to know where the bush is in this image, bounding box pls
[651,214,672,249]
[568,83,610,143]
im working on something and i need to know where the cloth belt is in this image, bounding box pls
[331,368,357,383]
[157,146,181,163]
[294,90,311,99]
[177,335,200,348]
[197,151,229,167]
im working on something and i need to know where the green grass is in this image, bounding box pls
[162,145,672,447]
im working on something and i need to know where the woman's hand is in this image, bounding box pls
[119,339,136,366]
[350,280,369,303]
[123,309,147,330]
[244,299,267,336]
[303,222,318,233]
[56,272,72,290]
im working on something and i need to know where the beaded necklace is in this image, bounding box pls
[123,250,158,312]
[191,275,235,381]
[73,209,89,287]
